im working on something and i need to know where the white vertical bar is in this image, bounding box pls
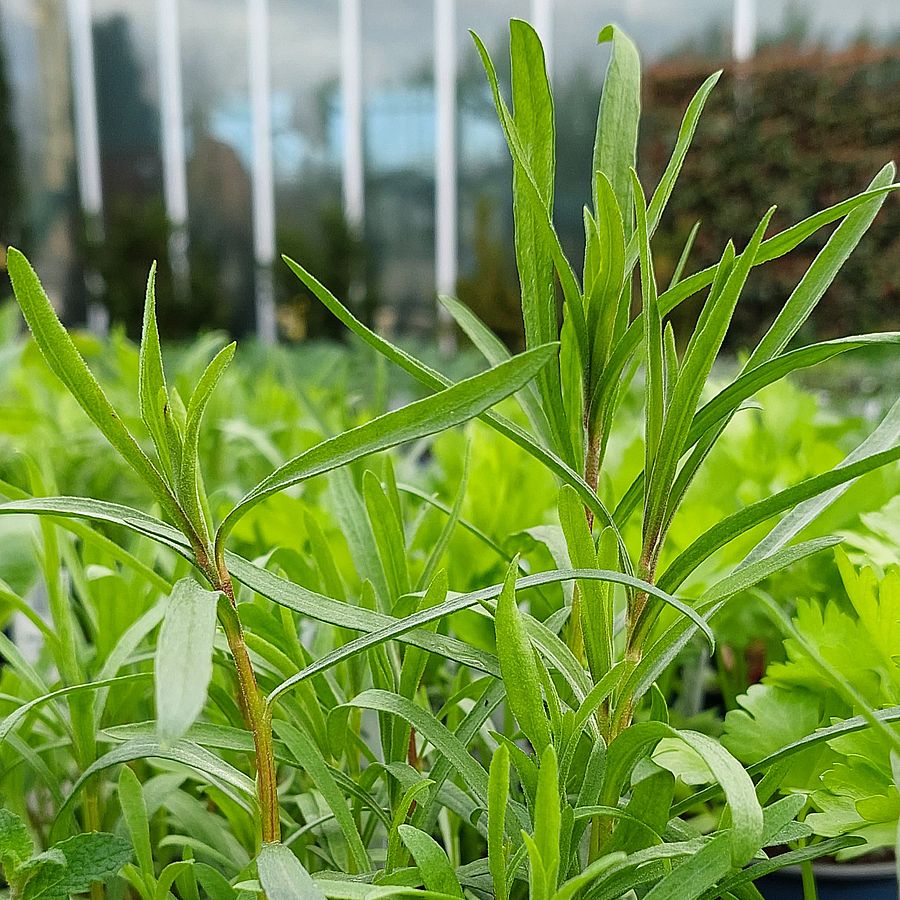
[157,0,189,287]
[732,0,757,63]
[531,0,553,80]
[340,0,364,234]
[248,0,277,344]
[66,0,102,220]
[434,0,456,351]
[157,0,187,226]
[66,0,108,332]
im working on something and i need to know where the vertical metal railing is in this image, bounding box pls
[247,0,277,344]
[340,0,366,318]
[65,0,107,333]
[732,0,758,63]
[59,0,762,341]
[531,0,553,80]
[157,0,189,296]
[340,0,364,238]
[434,0,457,352]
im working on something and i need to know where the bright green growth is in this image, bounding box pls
[0,807,130,899]
[724,551,900,858]
[155,578,222,746]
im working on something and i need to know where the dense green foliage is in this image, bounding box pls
[0,18,899,900]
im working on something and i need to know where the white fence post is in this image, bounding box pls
[157,0,190,295]
[248,0,277,344]
[66,0,107,333]
[434,0,457,353]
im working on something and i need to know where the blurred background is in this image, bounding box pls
[0,0,898,348]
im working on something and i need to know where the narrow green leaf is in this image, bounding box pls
[216,344,557,549]
[264,562,708,707]
[257,842,326,900]
[397,826,463,898]
[139,262,171,477]
[742,394,900,567]
[391,571,448,763]
[154,860,194,900]
[659,176,900,316]
[586,176,626,377]
[385,779,433,875]
[282,254,630,568]
[363,470,409,602]
[334,690,529,830]
[660,444,900,592]
[274,720,370,874]
[94,603,168,720]
[0,673,150,749]
[6,248,189,539]
[55,739,255,841]
[646,163,899,539]
[495,562,552,755]
[558,486,613,680]
[510,17,557,347]
[663,322,678,407]
[646,209,773,539]
[177,342,236,540]
[418,457,468,590]
[668,221,701,290]
[642,72,720,241]
[195,863,239,900]
[488,744,510,900]
[552,850,627,900]
[632,170,665,472]
[604,724,762,866]
[594,25,640,237]
[155,578,221,746]
[438,295,512,368]
[509,18,575,461]
[593,174,900,429]
[414,679,507,834]
[533,745,561,889]
[523,832,548,900]
[640,831,732,900]
[330,468,390,607]
[118,766,154,879]
[710,837,865,899]
[471,28,588,374]
[674,706,900,817]
[0,501,669,696]
[748,161,896,366]
[626,537,841,705]
[614,333,900,527]
[438,296,550,444]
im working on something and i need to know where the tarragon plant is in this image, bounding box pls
[2,17,900,900]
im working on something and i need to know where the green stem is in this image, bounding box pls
[213,571,281,845]
[800,859,818,900]
[614,550,657,736]
[583,427,602,530]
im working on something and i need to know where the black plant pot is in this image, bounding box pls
[757,861,897,899]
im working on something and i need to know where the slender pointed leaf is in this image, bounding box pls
[216,344,557,548]
[155,579,221,745]
[257,842,325,900]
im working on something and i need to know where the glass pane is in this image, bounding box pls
[362,0,435,334]
[456,0,519,347]
[0,0,77,310]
